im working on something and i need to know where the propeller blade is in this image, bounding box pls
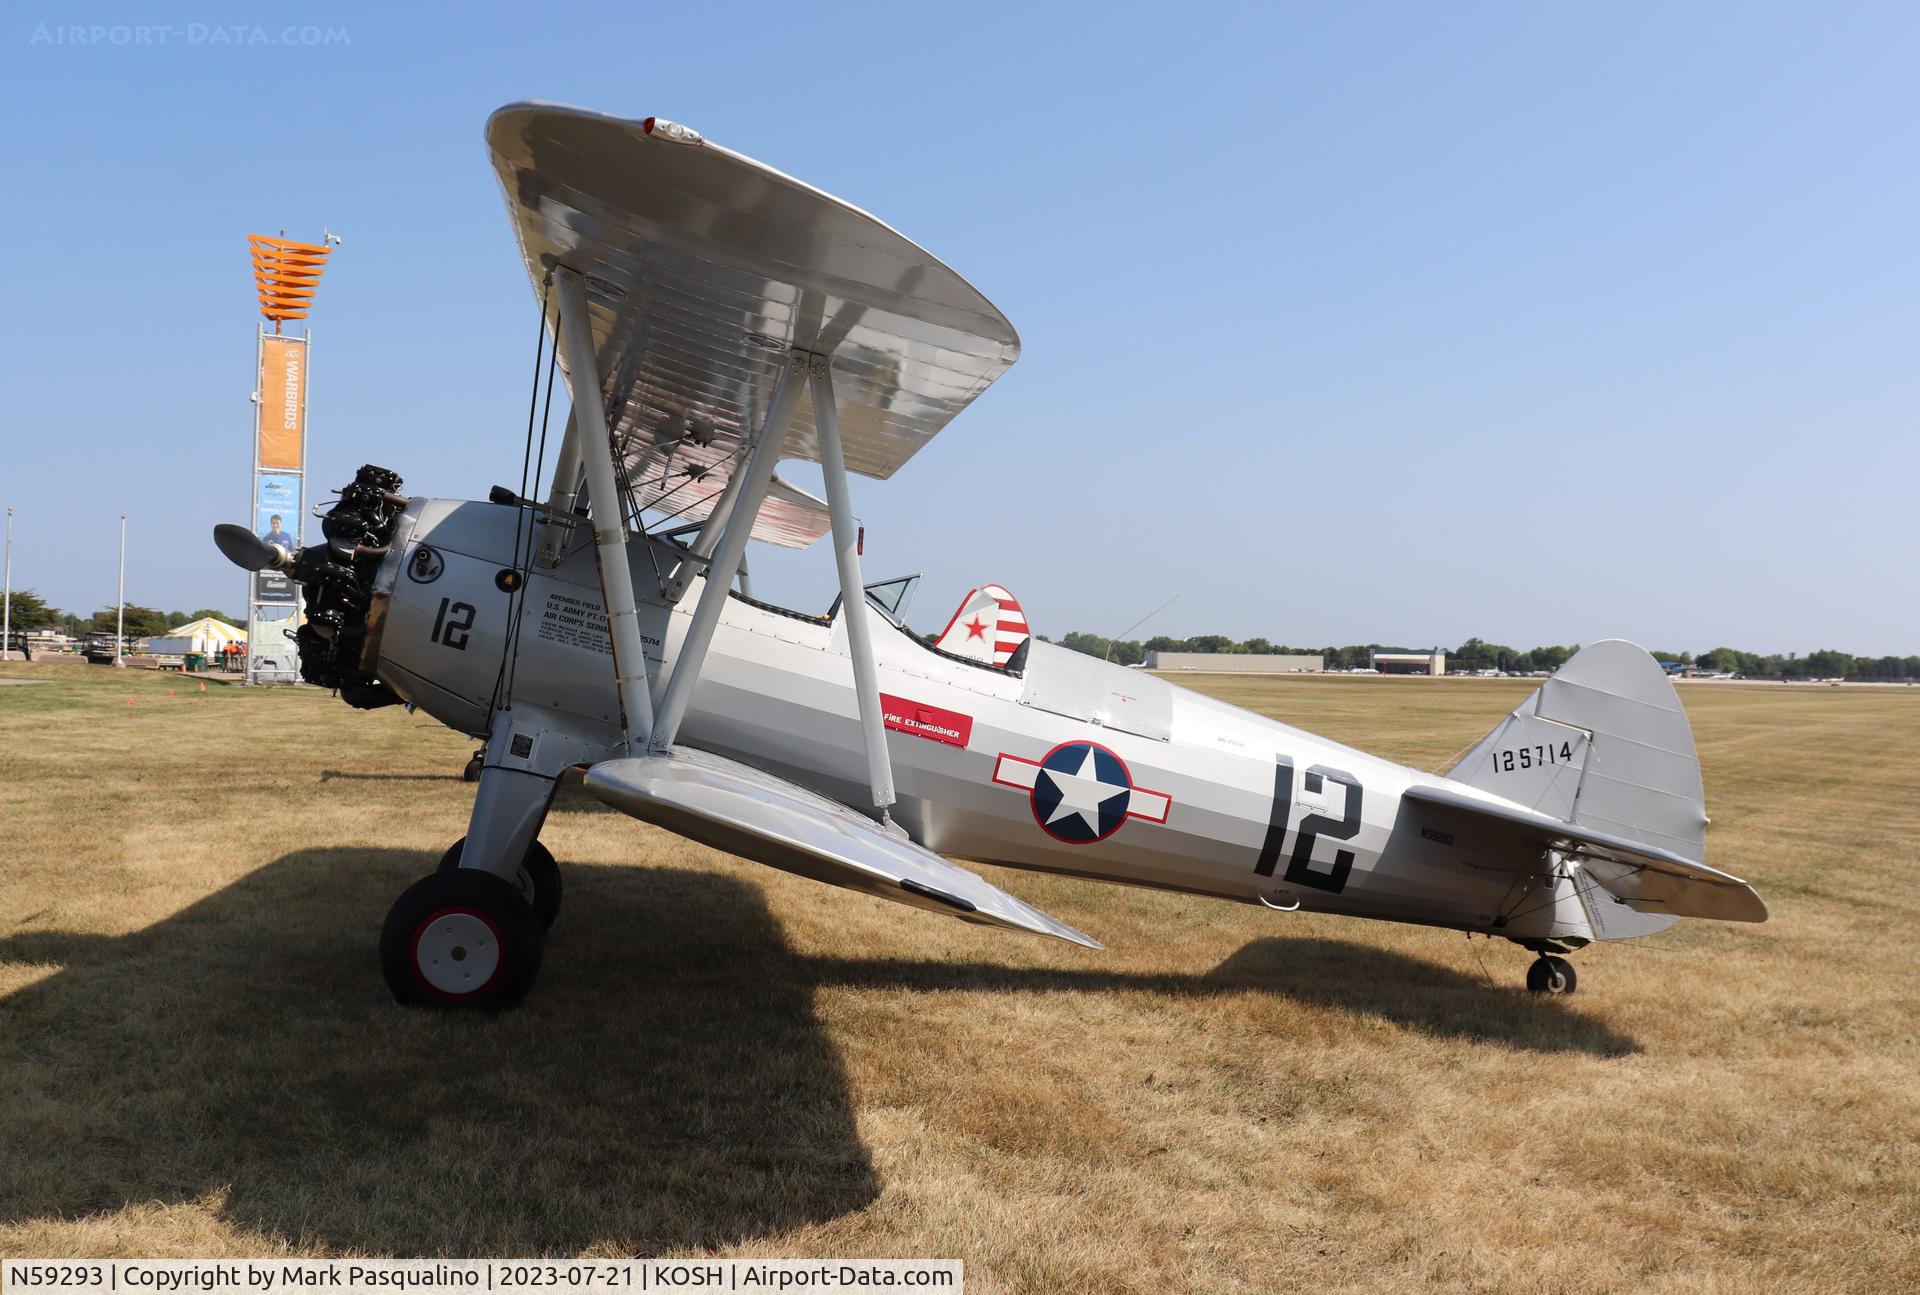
[213,524,290,573]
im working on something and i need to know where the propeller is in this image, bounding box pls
[213,523,294,573]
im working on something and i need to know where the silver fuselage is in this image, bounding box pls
[368,500,1586,944]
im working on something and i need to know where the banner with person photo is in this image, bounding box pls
[249,331,309,681]
[252,472,301,604]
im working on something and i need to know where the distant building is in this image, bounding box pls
[25,626,73,651]
[1146,651,1323,673]
[4,625,74,659]
[1370,650,1446,676]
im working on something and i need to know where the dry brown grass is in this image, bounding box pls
[1,659,1916,1292]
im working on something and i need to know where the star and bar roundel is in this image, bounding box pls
[992,741,1172,845]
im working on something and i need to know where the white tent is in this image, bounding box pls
[151,617,248,655]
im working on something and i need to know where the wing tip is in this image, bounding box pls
[1031,913,1103,950]
[993,884,1102,949]
[1729,885,1770,924]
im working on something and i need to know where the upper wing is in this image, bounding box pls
[487,102,1022,548]
[583,746,1099,948]
[1403,781,1767,923]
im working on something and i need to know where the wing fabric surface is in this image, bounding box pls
[655,469,832,550]
[583,746,1099,948]
[1403,782,1767,923]
[487,102,1021,548]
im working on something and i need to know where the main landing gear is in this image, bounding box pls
[438,835,562,930]
[1526,954,1578,995]
[380,837,562,1010]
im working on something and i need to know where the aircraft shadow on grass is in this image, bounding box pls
[808,940,1640,1057]
[0,851,871,1254]
[0,850,1634,1253]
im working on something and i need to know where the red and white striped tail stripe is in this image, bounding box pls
[935,582,1032,668]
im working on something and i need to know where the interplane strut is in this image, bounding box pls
[553,266,654,748]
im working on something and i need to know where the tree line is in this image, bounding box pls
[2,589,241,641]
[1046,632,1920,682]
[10,582,1911,680]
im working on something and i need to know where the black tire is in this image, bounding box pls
[380,868,543,1010]
[438,837,562,930]
[462,751,484,782]
[1526,955,1578,995]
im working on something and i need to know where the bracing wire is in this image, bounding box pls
[1429,735,1482,775]
[506,316,561,704]
[491,280,551,717]
[1100,593,1179,662]
[645,444,748,532]
[1464,933,1498,988]
[509,280,549,580]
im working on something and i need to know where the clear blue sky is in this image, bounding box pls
[3,2,1915,654]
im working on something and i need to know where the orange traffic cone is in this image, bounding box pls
[168,689,175,697]
[127,698,136,707]
[198,682,207,692]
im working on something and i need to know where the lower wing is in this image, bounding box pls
[583,746,1100,948]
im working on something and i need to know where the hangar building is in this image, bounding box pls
[1370,650,1446,675]
[1146,652,1324,673]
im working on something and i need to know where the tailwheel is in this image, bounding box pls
[1526,955,1578,995]
[462,750,484,782]
[381,868,543,1009]
[438,837,562,929]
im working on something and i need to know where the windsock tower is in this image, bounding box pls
[251,234,331,333]
[244,233,334,684]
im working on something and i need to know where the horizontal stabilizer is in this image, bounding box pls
[583,747,1099,948]
[1404,782,1767,923]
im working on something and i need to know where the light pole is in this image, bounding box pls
[3,505,12,662]
[114,512,126,667]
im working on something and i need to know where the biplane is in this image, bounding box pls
[215,103,1766,1008]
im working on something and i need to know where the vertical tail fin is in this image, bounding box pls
[1447,641,1710,940]
[933,583,1031,669]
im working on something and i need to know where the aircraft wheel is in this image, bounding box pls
[438,837,562,930]
[380,868,543,1010]
[462,751,484,782]
[1526,955,1578,995]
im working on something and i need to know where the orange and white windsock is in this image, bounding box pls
[934,583,1030,668]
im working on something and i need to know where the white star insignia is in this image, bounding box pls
[1041,746,1129,835]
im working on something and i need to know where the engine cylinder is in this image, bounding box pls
[297,464,409,707]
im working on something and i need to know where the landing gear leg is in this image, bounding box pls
[382,712,569,1008]
[439,836,561,929]
[1526,955,1578,995]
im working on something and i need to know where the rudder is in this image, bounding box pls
[1446,641,1711,939]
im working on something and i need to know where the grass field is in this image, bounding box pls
[1,659,1916,1292]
